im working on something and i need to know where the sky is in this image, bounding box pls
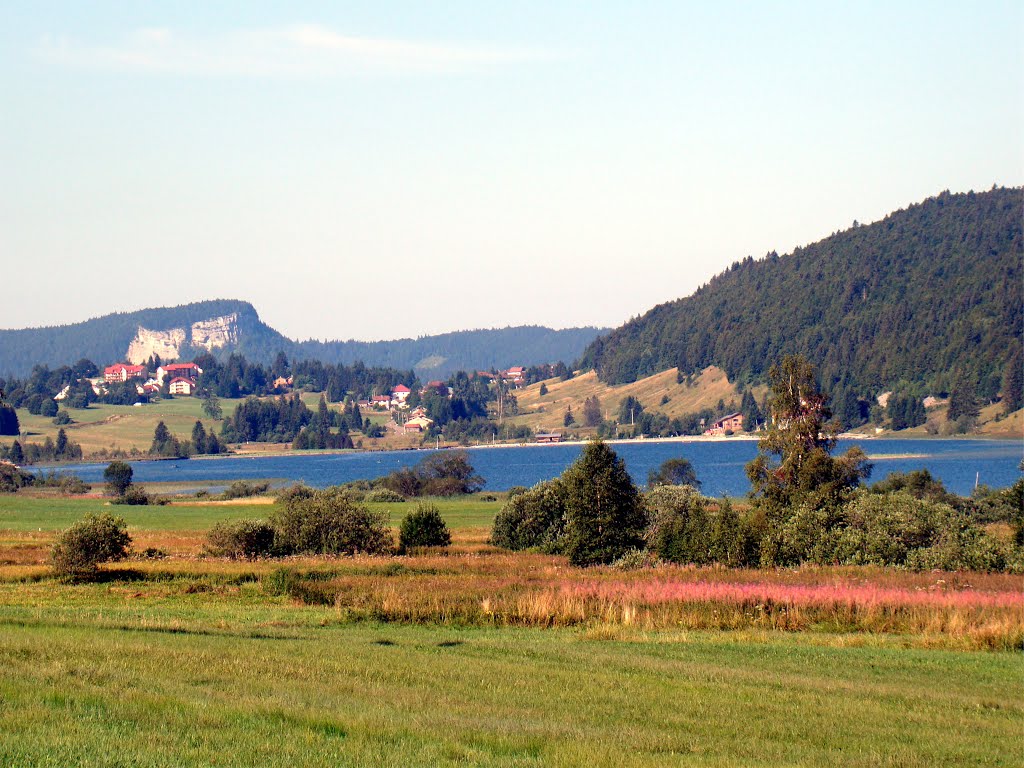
[1,2,1021,342]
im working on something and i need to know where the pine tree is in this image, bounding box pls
[1002,349,1023,414]
[563,406,575,427]
[947,373,979,423]
[561,440,645,566]
[191,420,208,454]
[582,396,602,427]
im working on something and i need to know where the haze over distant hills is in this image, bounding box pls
[0,300,607,379]
[580,187,1023,397]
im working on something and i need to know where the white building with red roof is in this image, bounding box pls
[156,362,203,386]
[104,364,147,383]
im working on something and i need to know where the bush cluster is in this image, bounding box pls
[378,451,484,497]
[489,444,1022,573]
[270,486,391,556]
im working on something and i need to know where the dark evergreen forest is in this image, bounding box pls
[579,187,1023,398]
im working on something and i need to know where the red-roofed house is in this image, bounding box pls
[391,384,411,405]
[371,395,392,409]
[104,364,147,383]
[169,377,197,396]
[703,412,743,437]
[156,363,203,386]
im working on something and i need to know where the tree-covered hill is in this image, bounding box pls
[579,187,1023,398]
[0,299,606,379]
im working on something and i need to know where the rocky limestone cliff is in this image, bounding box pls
[191,314,239,351]
[127,327,186,364]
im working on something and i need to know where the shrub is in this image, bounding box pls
[53,410,72,425]
[398,503,452,552]
[51,513,131,582]
[366,487,406,503]
[221,480,271,500]
[103,461,134,496]
[644,485,712,564]
[271,487,392,555]
[111,485,151,506]
[490,479,567,552]
[205,519,277,559]
[0,463,34,493]
[34,471,90,495]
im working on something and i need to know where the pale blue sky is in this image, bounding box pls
[1,2,1021,341]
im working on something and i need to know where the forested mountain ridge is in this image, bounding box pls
[579,187,1023,397]
[0,300,606,378]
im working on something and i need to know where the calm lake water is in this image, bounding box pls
[51,439,1022,497]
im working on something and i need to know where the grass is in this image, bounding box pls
[0,492,1022,765]
[0,597,1021,766]
[13,396,241,456]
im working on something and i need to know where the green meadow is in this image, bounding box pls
[0,492,1021,766]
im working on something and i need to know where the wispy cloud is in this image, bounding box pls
[37,24,552,77]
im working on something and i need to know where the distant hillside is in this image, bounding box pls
[0,300,606,379]
[580,187,1023,396]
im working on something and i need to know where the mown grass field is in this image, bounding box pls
[0,492,1022,766]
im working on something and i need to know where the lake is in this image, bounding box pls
[49,438,1022,497]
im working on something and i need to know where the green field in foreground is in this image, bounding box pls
[1,494,1021,766]
[0,602,1021,768]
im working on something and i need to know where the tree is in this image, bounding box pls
[103,461,134,497]
[0,403,19,436]
[947,373,979,424]
[618,396,644,427]
[563,406,575,427]
[561,439,646,566]
[745,355,871,512]
[1002,349,1023,415]
[9,440,24,465]
[54,428,69,459]
[40,398,58,418]
[740,389,762,431]
[582,396,602,428]
[51,513,131,582]
[202,393,223,420]
[647,457,701,490]
[191,420,208,454]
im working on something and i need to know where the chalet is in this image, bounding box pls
[104,364,147,383]
[357,400,371,409]
[391,384,411,404]
[370,395,392,409]
[156,363,203,386]
[420,381,451,397]
[142,382,161,395]
[273,375,293,390]
[535,432,563,444]
[703,412,743,437]
[408,406,428,420]
[169,377,196,396]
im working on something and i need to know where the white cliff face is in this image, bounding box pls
[191,314,239,351]
[127,327,186,364]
